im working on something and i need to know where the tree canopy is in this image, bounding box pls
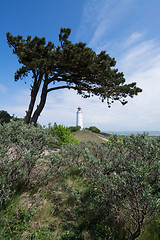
[6,28,142,124]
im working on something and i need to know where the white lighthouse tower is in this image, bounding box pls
[76,107,83,130]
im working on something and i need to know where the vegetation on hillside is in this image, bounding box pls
[72,129,107,143]
[69,126,81,132]
[88,126,101,133]
[47,123,79,146]
[0,110,12,125]
[0,120,159,239]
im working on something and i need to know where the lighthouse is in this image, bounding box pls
[76,107,83,130]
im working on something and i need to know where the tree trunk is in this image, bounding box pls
[24,72,43,124]
[30,77,48,125]
[24,87,39,124]
[128,217,144,240]
[129,227,140,240]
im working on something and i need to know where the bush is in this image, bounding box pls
[0,119,56,207]
[0,110,11,125]
[69,126,81,132]
[88,126,101,133]
[1,128,159,239]
[47,134,160,239]
[47,123,79,146]
[138,220,160,240]
[0,202,35,239]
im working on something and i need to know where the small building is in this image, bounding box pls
[76,106,83,130]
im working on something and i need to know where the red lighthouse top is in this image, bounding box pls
[78,106,81,110]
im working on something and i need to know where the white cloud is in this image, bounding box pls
[77,0,135,51]
[115,37,160,131]
[119,39,160,76]
[37,88,140,131]
[124,32,145,48]
[37,89,108,128]
[76,0,105,42]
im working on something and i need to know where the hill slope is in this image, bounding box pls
[72,129,109,143]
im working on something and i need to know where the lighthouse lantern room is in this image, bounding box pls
[76,107,83,130]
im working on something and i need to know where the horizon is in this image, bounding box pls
[1,0,160,131]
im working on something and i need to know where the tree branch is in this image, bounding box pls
[47,85,77,93]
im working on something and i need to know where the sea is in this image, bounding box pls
[104,131,160,136]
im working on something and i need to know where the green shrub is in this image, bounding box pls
[1,128,159,239]
[0,110,11,125]
[47,134,160,239]
[138,220,160,240]
[0,196,36,240]
[47,123,79,146]
[68,126,81,132]
[29,227,54,239]
[88,126,101,133]
[0,119,56,207]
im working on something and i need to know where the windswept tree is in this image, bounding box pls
[6,28,142,124]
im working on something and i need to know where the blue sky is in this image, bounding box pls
[0,0,160,131]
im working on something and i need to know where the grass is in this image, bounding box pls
[72,129,109,143]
